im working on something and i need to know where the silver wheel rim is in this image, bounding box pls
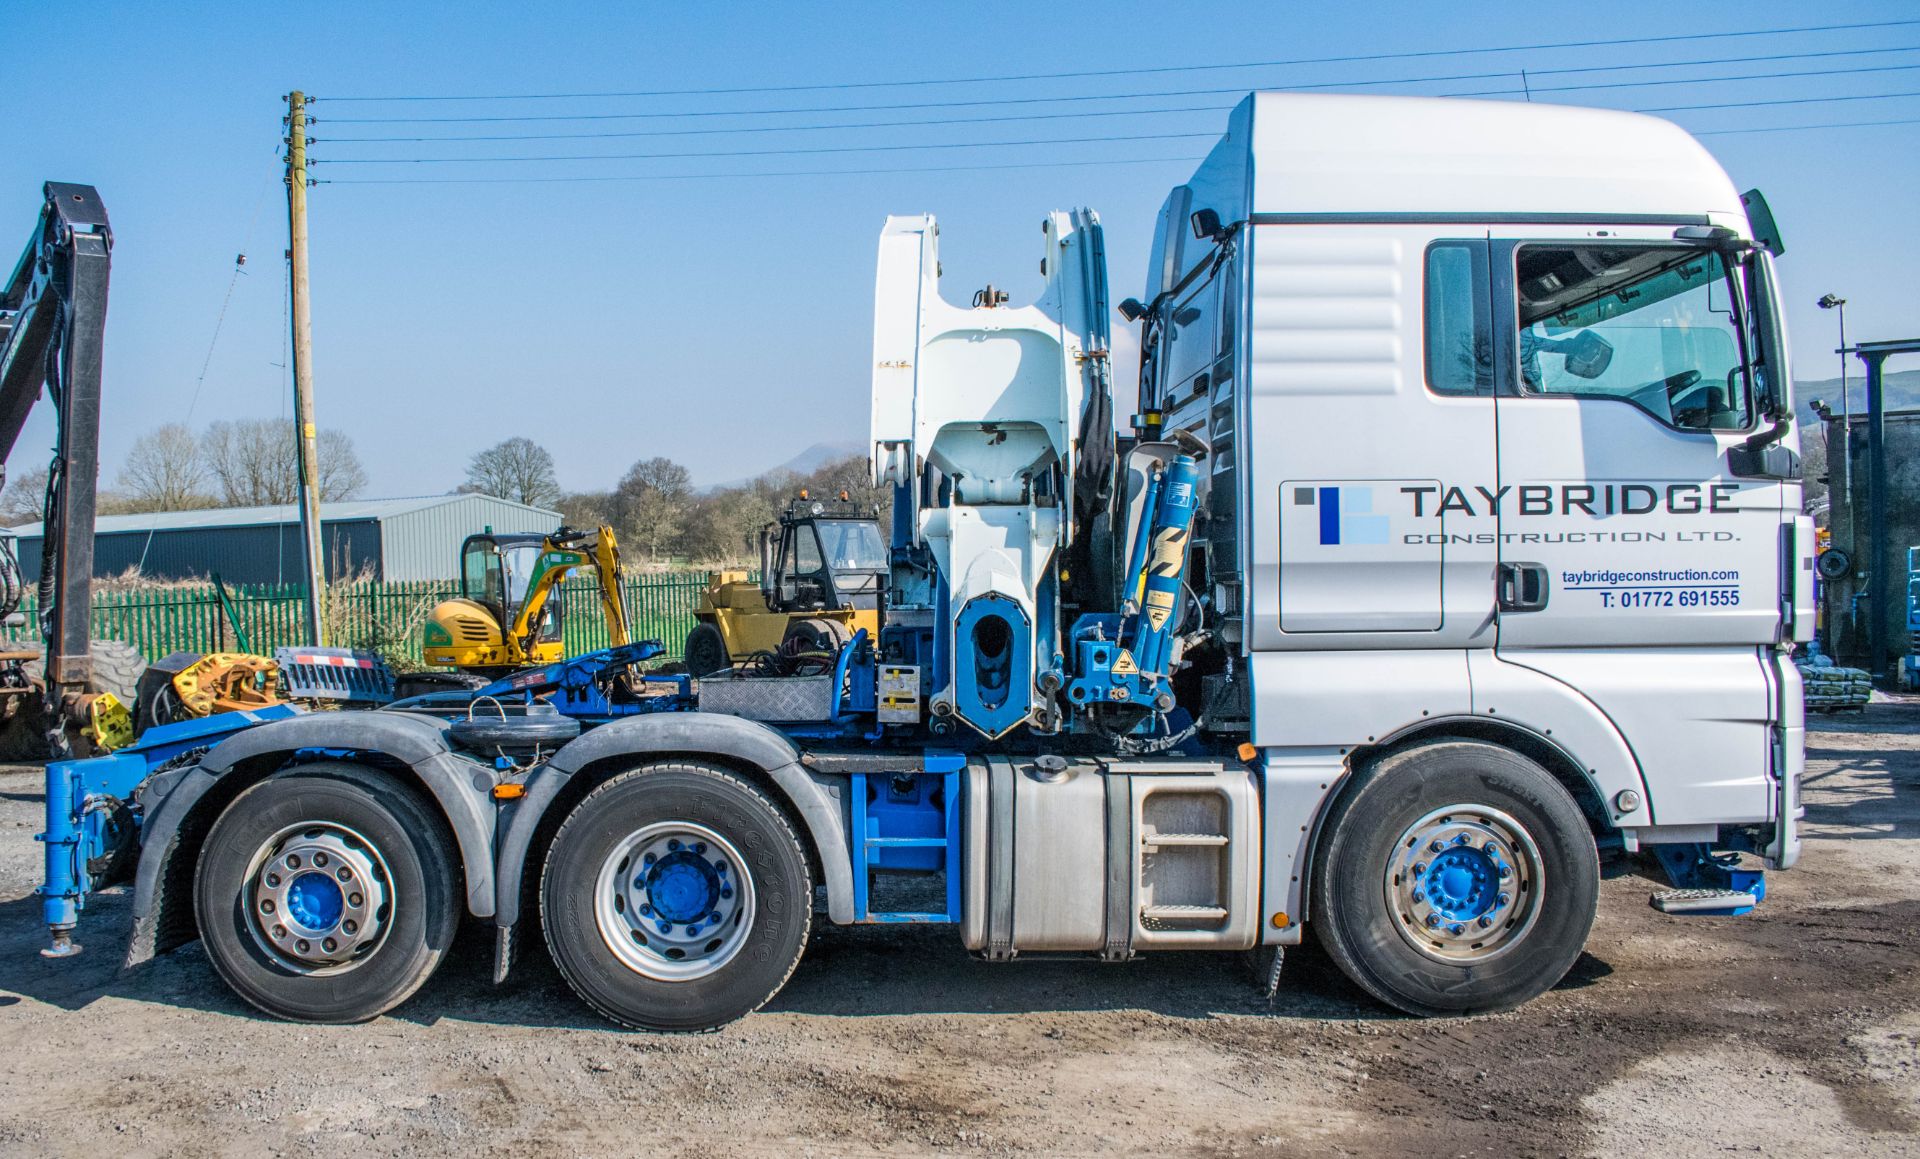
[1383,804,1543,964]
[594,821,756,982]
[244,821,392,974]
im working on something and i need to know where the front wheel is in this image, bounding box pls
[540,761,812,1031]
[193,763,460,1022]
[683,623,731,678]
[1310,740,1598,1016]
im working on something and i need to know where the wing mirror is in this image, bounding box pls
[1563,330,1615,380]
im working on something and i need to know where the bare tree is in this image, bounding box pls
[0,466,48,526]
[318,428,369,502]
[614,457,693,560]
[465,437,562,507]
[203,419,367,506]
[117,423,211,512]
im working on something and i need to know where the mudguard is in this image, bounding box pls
[125,711,499,967]
[491,713,853,981]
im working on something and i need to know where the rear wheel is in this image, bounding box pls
[541,761,811,1031]
[193,762,459,1023]
[1310,740,1598,1016]
[683,623,730,678]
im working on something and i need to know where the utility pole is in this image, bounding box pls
[285,90,327,645]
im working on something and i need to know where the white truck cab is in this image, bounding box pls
[1138,94,1808,898]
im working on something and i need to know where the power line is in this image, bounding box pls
[314,46,1920,144]
[313,130,1221,166]
[1643,89,1920,112]
[1693,116,1920,135]
[317,48,1920,126]
[319,103,1237,145]
[313,18,1920,102]
[311,67,1920,166]
[314,111,1918,187]
[315,152,1211,185]
[1532,60,1920,96]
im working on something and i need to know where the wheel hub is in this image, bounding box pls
[248,824,391,971]
[1384,805,1542,963]
[596,822,754,982]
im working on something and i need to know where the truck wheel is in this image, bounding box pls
[684,623,730,677]
[541,761,812,1031]
[1310,740,1598,1016]
[193,762,459,1023]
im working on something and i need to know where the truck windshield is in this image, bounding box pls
[1515,244,1755,430]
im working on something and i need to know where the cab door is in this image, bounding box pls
[1488,228,1787,649]
[1487,226,1794,825]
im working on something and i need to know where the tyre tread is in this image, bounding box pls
[1310,739,1598,1017]
[194,761,459,1023]
[539,760,812,1032]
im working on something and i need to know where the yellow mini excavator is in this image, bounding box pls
[422,524,631,677]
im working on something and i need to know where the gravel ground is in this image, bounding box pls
[0,707,1915,1157]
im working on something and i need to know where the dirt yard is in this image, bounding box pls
[0,708,1915,1157]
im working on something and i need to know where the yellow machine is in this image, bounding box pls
[423,525,631,676]
[685,493,886,676]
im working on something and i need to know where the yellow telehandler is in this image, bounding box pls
[685,493,885,676]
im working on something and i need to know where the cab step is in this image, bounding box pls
[1650,887,1761,916]
[1141,904,1229,924]
[1648,842,1766,916]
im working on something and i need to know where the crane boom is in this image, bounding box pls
[0,183,111,754]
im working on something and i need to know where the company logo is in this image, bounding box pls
[1296,485,1389,546]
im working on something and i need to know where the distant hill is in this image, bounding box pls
[1795,368,1920,426]
[705,440,865,492]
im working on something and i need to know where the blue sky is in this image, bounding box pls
[4,1,1916,497]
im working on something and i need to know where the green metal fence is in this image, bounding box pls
[0,573,717,665]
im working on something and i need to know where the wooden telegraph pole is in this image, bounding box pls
[285,91,328,645]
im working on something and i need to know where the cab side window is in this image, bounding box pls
[1424,241,1492,396]
[1163,273,1218,402]
[1512,243,1752,430]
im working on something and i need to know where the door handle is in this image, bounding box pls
[1499,562,1551,613]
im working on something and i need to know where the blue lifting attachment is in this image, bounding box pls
[1065,451,1201,711]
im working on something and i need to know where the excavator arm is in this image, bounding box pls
[588,525,631,647]
[506,525,629,660]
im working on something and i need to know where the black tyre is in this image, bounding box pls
[193,762,459,1023]
[86,640,148,703]
[1310,740,1598,1016]
[541,761,812,1031]
[23,639,149,701]
[683,623,730,678]
[446,711,581,754]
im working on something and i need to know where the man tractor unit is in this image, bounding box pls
[32,93,1809,1031]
